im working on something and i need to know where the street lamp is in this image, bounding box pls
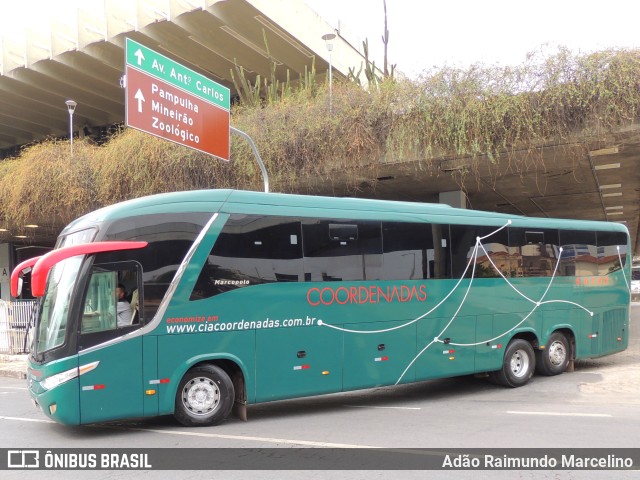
[322,33,336,112]
[65,100,77,154]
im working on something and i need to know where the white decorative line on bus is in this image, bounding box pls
[316,220,599,385]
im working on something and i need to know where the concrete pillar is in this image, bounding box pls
[0,243,10,301]
[439,190,467,209]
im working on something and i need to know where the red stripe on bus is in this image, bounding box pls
[31,241,148,297]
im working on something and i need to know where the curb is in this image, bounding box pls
[0,366,27,380]
[0,354,28,362]
[0,354,28,380]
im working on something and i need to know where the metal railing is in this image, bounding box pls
[0,300,36,354]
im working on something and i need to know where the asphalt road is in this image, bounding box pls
[1,304,639,480]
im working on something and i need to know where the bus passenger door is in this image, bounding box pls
[76,263,145,424]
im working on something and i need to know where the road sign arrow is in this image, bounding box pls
[134,89,145,112]
[134,49,145,66]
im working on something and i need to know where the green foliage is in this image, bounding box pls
[381,0,396,78]
[230,63,261,107]
[1,48,640,233]
[347,39,390,88]
[230,30,318,107]
[300,57,318,95]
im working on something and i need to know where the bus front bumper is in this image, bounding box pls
[28,374,82,426]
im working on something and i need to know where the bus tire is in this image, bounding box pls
[489,339,535,388]
[535,332,570,376]
[174,364,235,427]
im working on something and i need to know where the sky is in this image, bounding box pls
[304,0,640,77]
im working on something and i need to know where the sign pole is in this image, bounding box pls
[230,126,269,193]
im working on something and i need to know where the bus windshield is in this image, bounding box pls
[35,227,97,355]
[37,256,83,354]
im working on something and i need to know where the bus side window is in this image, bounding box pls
[559,230,597,277]
[302,219,382,282]
[81,266,140,334]
[508,227,560,277]
[449,225,510,278]
[81,269,117,334]
[190,215,303,300]
[596,231,628,275]
[102,212,212,321]
[381,222,450,280]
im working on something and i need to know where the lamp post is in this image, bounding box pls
[65,100,77,154]
[322,33,336,112]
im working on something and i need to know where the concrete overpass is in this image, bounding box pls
[0,0,365,153]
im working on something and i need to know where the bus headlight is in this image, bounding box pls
[41,367,78,391]
[41,361,100,391]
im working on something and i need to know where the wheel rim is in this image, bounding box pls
[509,349,530,378]
[548,340,567,366]
[182,377,221,416]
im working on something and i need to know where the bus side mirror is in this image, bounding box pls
[11,258,39,298]
[17,277,23,297]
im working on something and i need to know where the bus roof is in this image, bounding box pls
[61,189,629,236]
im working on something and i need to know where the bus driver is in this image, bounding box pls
[116,284,131,327]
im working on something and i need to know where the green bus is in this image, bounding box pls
[13,189,631,427]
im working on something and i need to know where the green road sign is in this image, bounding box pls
[126,38,230,111]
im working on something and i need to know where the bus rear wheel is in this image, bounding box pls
[489,338,535,388]
[175,364,235,427]
[535,332,570,376]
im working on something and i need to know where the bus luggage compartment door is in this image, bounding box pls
[342,320,417,390]
[415,315,477,380]
[255,324,342,402]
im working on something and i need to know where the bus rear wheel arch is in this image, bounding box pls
[174,364,235,427]
[489,338,536,388]
[535,331,571,376]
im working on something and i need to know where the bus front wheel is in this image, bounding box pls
[535,332,570,376]
[489,339,535,388]
[175,364,235,427]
